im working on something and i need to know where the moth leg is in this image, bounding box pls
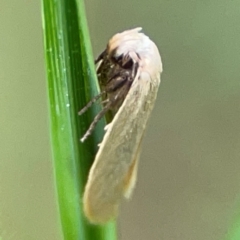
[101,99,109,105]
[81,101,112,142]
[106,76,128,92]
[78,91,106,116]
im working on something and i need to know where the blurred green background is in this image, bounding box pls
[1,0,240,239]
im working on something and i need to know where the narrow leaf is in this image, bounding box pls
[42,0,117,239]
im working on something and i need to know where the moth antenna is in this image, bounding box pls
[95,49,107,64]
[78,91,106,116]
[81,101,112,142]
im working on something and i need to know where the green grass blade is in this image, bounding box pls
[42,0,117,239]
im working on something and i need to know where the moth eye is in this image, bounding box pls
[121,58,133,69]
[111,54,133,70]
[111,54,122,64]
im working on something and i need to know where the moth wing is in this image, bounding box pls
[83,72,160,224]
[123,134,143,199]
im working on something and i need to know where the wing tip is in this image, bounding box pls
[83,191,119,224]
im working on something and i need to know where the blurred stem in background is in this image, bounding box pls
[42,0,117,239]
[225,207,240,240]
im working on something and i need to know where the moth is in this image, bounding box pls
[79,27,163,224]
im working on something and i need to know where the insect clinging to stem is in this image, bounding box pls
[79,27,163,224]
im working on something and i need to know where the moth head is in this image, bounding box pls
[107,27,162,74]
[110,52,134,70]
